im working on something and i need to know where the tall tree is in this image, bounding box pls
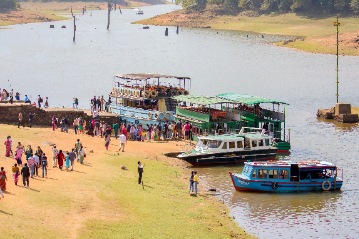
[0,0,17,10]
[260,0,279,12]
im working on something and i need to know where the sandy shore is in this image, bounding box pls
[0,124,253,238]
[136,9,359,56]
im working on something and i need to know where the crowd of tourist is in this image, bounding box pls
[1,136,86,193]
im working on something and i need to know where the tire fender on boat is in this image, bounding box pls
[322,180,331,191]
[148,111,152,119]
[164,111,171,121]
[158,112,164,121]
[150,90,158,98]
[272,182,278,190]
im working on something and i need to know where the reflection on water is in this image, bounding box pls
[1,4,359,239]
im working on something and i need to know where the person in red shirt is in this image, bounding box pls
[57,150,65,170]
[184,122,191,140]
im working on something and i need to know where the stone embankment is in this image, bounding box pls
[0,102,119,126]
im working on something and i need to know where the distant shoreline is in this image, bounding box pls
[135,9,359,56]
[0,1,159,27]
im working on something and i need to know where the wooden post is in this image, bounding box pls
[114,1,117,11]
[82,7,85,15]
[73,16,76,42]
[165,28,168,36]
[176,26,179,34]
[107,2,111,30]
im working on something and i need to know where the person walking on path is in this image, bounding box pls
[52,145,59,168]
[51,116,57,131]
[193,171,199,195]
[41,153,48,178]
[112,122,119,139]
[69,149,76,171]
[78,146,86,164]
[4,136,13,157]
[14,143,24,166]
[104,134,111,150]
[33,153,40,176]
[18,111,24,128]
[20,163,30,188]
[74,139,82,161]
[57,150,65,170]
[119,132,127,152]
[12,164,20,185]
[24,145,33,161]
[189,171,194,194]
[65,152,70,170]
[73,118,79,134]
[28,112,35,128]
[27,154,36,178]
[0,167,8,191]
[138,161,144,184]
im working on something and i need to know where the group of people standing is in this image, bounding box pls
[90,95,110,113]
[2,136,86,192]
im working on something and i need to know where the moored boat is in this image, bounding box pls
[229,160,343,192]
[177,127,277,166]
[109,73,191,126]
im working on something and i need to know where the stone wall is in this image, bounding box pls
[0,103,119,127]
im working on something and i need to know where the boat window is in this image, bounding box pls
[236,141,243,149]
[251,169,257,178]
[228,141,236,149]
[269,169,278,179]
[258,140,263,146]
[252,140,257,147]
[279,170,289,179]
[258,169,268,178]
[208,140,221,148]
[222,142,228,149]
[245,138,250,148]
[265,139,270,146]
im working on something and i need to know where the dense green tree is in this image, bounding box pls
[223,0,239,14]
[278,0,294,12]
[260,0,279,12]
[334,0,351,11]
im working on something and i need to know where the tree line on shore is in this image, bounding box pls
[0,0,19,10]
[178,0,359,15]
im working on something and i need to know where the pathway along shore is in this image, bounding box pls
[0,123,253,239]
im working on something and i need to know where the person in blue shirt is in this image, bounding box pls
[24,95,31,104]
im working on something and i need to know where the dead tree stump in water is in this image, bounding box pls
[165,28,168,36]
[107,2,111,30]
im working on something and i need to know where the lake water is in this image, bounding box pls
[1,4,359,239]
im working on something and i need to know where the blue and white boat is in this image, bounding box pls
[229,160,343,192]
[109,73,191,125]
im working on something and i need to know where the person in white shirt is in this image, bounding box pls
[52,145,59,168]
[119,133,127,152]
[33,153,40,177]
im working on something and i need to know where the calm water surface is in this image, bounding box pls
[1,5,359,239]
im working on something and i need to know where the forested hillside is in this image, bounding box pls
[177,0,359,15]
[0,0,18,10]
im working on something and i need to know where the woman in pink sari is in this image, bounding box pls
[14,143,24,166]
[0,167,7,191]
[4,136,13,157]
[12,164,20,185]
[52,116,57,131]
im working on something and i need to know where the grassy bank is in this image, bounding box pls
[136,10,359,56]
[0,124,253,239]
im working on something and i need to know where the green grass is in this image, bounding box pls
[79,155,251,239]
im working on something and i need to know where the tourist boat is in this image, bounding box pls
[136,8,144,14]
[173,94,291,153]
[177,127,277,165]
[109,73,191,126]
[229,160,343,192]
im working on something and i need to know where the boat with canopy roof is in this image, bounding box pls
[109,73,191,125]
[173,93,291,152]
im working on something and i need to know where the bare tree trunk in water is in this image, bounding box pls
[107,2,111,30]
[73,16,76,42]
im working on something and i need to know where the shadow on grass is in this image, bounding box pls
[81,162,92,167]
[3,191,14,195]
[28,187,40,192]
[0,210,13,216]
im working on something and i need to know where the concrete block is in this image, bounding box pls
[335,103,351,115]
